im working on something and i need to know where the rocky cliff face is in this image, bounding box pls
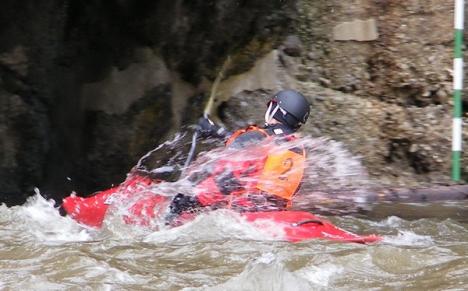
[0,0,462,205]
[0,0,294,204]
[220,0,459,188]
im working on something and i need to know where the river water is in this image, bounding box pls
[0,194,466,290]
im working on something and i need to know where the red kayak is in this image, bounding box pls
[62,175,381,244]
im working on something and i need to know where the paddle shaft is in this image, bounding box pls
[182,56,231,171]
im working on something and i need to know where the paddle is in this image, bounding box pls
[182,56,231,172]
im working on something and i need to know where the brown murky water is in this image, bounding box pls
[0,195,466,290]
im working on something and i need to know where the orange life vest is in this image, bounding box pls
[226,126,306,201]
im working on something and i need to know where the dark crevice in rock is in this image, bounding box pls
[385,138,430,175]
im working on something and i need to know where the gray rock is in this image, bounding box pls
[282,35,304,57]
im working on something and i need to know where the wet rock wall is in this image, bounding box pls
[0,0,294,204]
[0,0,464,205]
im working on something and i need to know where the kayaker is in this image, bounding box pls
[167,89,311,219]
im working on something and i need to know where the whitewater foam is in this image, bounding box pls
[383,230,434,247]
[8,191,93,244]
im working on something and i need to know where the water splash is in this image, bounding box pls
[296,263,344,287]
[2,190,93,244]
[91,131,375,236]
[372,216,405,228]
[135,132,188,181]
[383,230,434,247]
[198,252,315,291]
[134,132,372,212]
[143,210,280,244]
[291,136,373,214]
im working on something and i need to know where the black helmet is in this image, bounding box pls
[265,89,310,129]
